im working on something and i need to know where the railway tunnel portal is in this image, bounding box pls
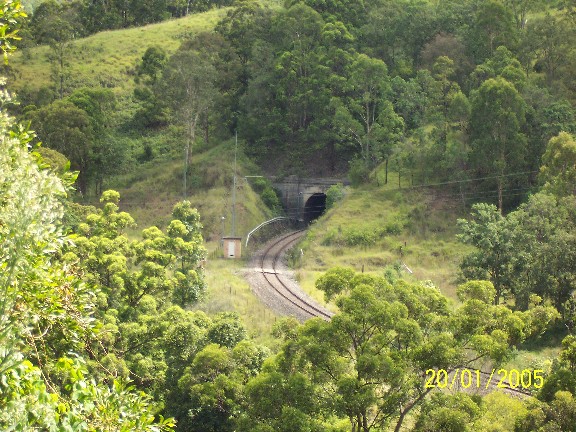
[270,176,347,223]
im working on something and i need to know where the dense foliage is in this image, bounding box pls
[457,133,576,314]
[242,273,556,432]
[5,0,576,431]
[0,7,175,428]
[17,0,575,209]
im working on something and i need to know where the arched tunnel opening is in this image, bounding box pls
[303,193,327,224]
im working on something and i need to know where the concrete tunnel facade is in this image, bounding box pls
[270,176,347,223]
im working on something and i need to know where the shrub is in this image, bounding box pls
[326,183,345,209]
[261,186,281,211]
[348,159,370,186]
[384,219,404,235]
[343,228,377,247]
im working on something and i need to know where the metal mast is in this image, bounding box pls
[231,131,237,237]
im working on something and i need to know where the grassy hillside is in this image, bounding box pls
[296,168,473,307]
[11,7,230,97]
[109,138,275,241]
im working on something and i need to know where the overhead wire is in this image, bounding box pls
[426,186,535,201]
[409,170,539,189]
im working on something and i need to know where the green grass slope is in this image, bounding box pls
[296,168,474,306]
[11,7,230,96]
[110,139,275,242]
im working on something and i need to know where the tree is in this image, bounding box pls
[133,46,169,128]
[522,13,574,85]
[469,46,527,91]
[413,393,480,432]
[27,89,122,196]
[469,77,527,211]
[160,47,217,196]
[457,203,517,305]
[136,46,167,85]
[540,132,576,197]
[390,75,429,130]
[28,99,94,194]
[250,2,345,165]
[178,32,243,141]
[0,0,27,61]
[335,53,404,173]
[458,193,576,314]
[68,87,123,195]
[215,0,272,67]
[507,192,576,312]
[419,33,472,87]
[359,0,407,68]
[516,334,576,431]
[68,192,207,309]
[503,0,544,29]
[360,0,436,74]
[242,271,551,432]
[29,0,79,97]
[285,0,367,30]
[466,0,518,62]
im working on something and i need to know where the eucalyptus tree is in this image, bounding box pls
[469,77,527,210]
[27,99,93,194]
[241,271,557,432]
[160,47,217,196]
[522,13,575,85]
[466,0,518,62]
[540,132,576,197]
[335,53,404,172]
[27,88,121,196]
[504,0,544,29]
[457,203,518,305]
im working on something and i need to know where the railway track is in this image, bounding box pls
[251,230,333,321]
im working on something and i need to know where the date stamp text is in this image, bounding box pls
[425,368,544,390]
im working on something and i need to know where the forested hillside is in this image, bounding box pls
[10,0,576,210]
[3,0,576,431]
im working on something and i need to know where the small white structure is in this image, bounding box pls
[223,237,242,259]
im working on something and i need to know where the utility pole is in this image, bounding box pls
[231,131,238,236]
[183,144,188,199]
[220,216,225,247]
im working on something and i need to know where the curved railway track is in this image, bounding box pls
[251,230,333,321]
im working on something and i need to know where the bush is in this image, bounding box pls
[326,183,345,209]
[251,177,267,193]
[248,178,281,212]
[348,159,370,186]
[384,219,404,235]
[343,228,377,246]
[261,186,281,211]
[321,228,339,246]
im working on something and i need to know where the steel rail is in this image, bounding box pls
[258,230,333,321]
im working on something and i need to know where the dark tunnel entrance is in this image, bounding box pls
[303,193,326,224]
